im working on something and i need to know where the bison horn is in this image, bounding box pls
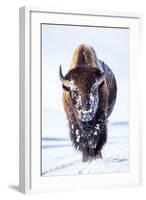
[97,72,105,85]
[59,65,73,89]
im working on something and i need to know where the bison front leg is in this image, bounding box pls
[94,122,107,158]
[82,146,90,162]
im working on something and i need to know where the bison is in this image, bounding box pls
[59,44,117,162]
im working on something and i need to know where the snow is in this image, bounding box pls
[42,122,129,176]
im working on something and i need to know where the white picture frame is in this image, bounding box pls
[19,6,142,194]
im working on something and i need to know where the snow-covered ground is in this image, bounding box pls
[42,122,129,176]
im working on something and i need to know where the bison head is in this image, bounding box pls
[59,65,105,122]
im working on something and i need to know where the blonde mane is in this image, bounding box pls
[70,44,101,70]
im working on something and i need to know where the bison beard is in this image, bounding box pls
[59,44,117,162]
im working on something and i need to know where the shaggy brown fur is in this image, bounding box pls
[61,44,117,161]
[70,44,102,70]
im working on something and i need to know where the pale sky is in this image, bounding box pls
[42,24,129,122]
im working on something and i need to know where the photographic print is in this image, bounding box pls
[41,24,129,176]
[19,8,142,193]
